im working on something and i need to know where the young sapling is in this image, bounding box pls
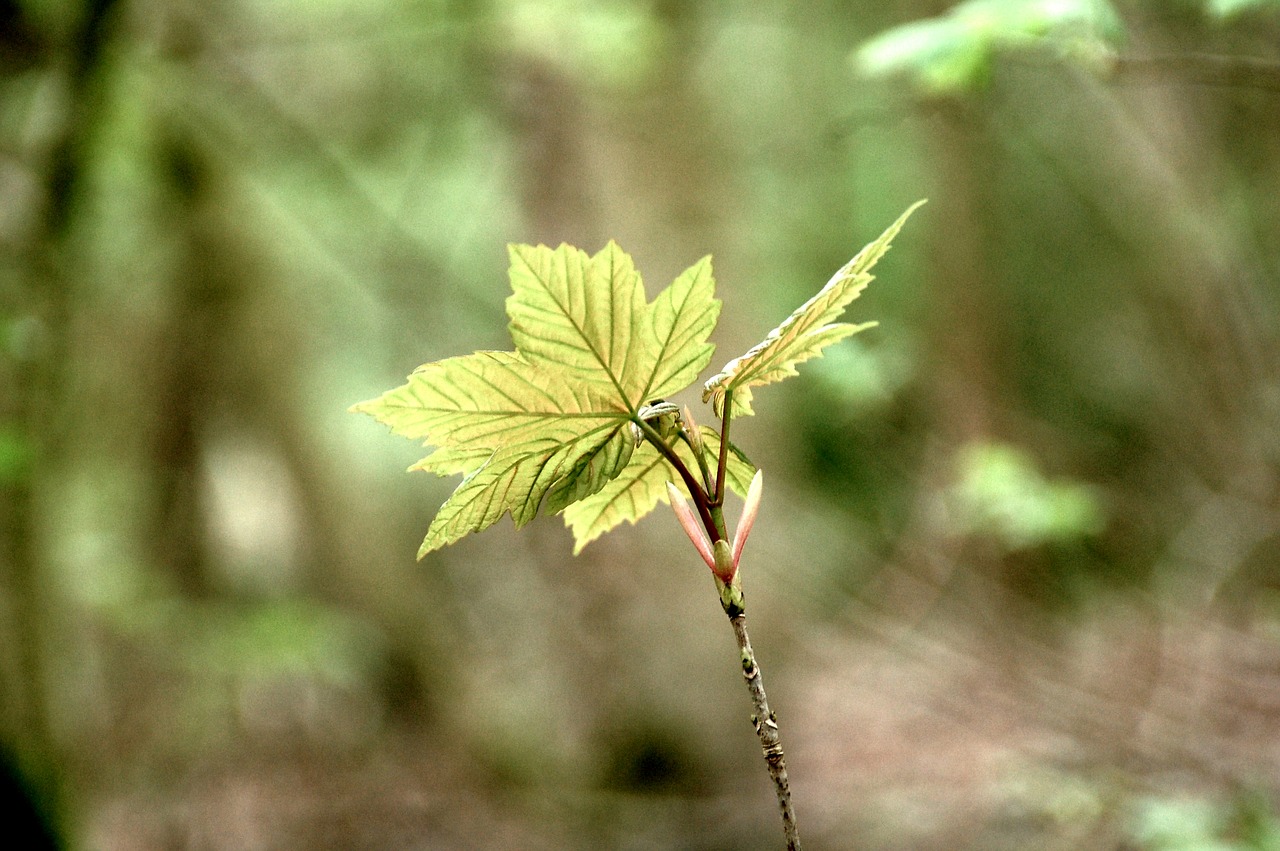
[352,200,924,849]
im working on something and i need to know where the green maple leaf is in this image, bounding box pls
[354,204,922,559]
[352,241,721,557]
[703,200,925,418]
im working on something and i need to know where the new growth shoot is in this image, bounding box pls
[352,201,925,849]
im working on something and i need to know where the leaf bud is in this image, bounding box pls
[666,482,715,570]
[712,539,736,584]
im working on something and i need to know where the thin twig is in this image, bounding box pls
[1112,52,1280,93]
[729,613,801,850]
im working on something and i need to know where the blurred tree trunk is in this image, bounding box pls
[925,105,1002,446]
[1,0,123,828]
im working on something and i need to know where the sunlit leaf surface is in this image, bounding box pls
[703,201,924,419]
[353,242,720,555]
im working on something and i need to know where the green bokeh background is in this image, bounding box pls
[3,1,1280,847]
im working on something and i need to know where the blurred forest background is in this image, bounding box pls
[3,0,1280,848]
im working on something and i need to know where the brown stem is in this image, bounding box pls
[729,613,801,850]
[635,416,716,535]
[1112,52,1280,93]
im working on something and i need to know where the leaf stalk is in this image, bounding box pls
[713,388,734,506]
[633,415,718,538]
[677,418,715,496]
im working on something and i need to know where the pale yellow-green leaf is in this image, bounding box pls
[353,241,721,556]
[506,242,721,408]
[561,442,673,554]
[640,254,721,401]
[352,350,625,456]
[410,445,494,477]
[420,426,634,556]
[703,200,924,418]
[506,241,645,403]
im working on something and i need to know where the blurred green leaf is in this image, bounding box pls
[0,424,32,485]
[1208,0,1280,20]
[854,0,1125,94]
[948,442,1104,550]
[856,17,994,92]
[1127,792,1280,851]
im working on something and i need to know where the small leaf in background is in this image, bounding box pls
[1207,0,1280,21]
[854,0,1125,94]
[947,442,1105,551]
[856,17,993,93]
[0,424,32,485]
[703,200,924,419]
[1125,784,1280,850]
[354,242,720,556]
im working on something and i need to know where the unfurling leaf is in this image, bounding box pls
[352,242,720,556]
[664,481,715,570]
[703,200,925,418]
[732,469,764,567]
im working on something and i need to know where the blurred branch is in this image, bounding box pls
[1113,52,1280,93]
[156,2,501,341]
[44,0,122,236]
[830,49,1280,141]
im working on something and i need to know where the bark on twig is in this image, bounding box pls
[729,613,801,850]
